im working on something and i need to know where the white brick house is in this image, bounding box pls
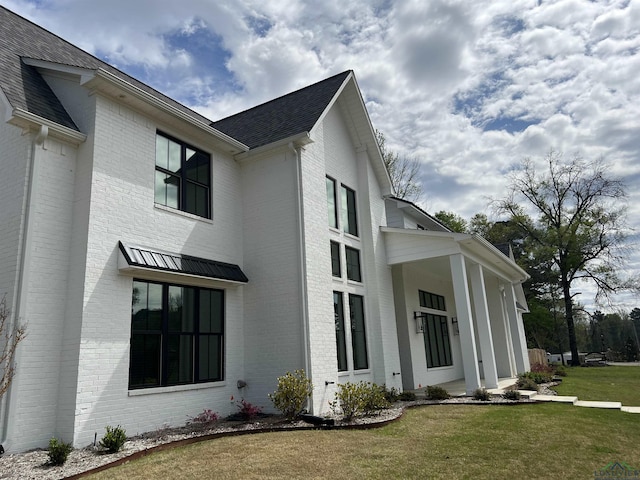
[0,7,530,453]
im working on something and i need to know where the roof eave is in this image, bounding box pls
[9,107,87,144]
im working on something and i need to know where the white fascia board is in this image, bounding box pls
[10,108,87,144]
[82,68,249,153]
[234,132,313,161]
[21,57,97,84]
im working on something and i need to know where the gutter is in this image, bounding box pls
[289,142,312,403]
[0,125,48,451]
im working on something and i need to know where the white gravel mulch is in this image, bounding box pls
[0,389,552,480]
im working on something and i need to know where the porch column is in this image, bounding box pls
[504,284,530,373]
[449,254,481,394]
[468,263,499,389]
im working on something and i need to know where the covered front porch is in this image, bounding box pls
[383,227,530,395]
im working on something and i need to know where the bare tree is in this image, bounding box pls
[0,295,26,400]
[376,130,423,203]
[495,150,637,365]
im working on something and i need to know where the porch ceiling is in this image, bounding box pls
[381,227,528,283]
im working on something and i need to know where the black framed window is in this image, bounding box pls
[155,132,211,219]
[423,314,453,368]
[419,290,446,311]
[349,294,368,370]
[330,241,341,277]
[334,292,348,371]
[129,280,224,389]
[326,176,338,228]
[345,246,361,282]
[340,185,358,236]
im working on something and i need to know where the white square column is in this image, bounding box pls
[504,284,530,373]
[468,263,499,389]
[449,254,481,394]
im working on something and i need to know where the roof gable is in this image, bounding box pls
[211,71,352,149]
[0,7,213,130]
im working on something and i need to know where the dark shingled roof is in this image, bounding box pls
[212,70,352,149]
[0,6,213,131]
[119,242,248,284]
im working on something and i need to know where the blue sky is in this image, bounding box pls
[2,0,639,312]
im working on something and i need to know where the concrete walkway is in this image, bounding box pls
[432,377,640,413]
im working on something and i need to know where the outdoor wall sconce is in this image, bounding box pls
[237,380,247,389]
[414,311,427,333]
[451,317,459,335]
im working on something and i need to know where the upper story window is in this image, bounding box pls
[340,185,358,236]
[419,290,446,311]
[345,246,362,282]
[155,132,211,219]
[330,241,341,277]
[326,176,338,228]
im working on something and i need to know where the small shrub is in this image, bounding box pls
[519,371,553,384]
[268,370,313,420]
[188,408,219,425]
[361,383,391,415]
[100,425,127,453]
[47,437,73,465]
[398,391,417,401]
[553,365,567,377]
[425,385,450,400]
[237,399,262,421]
[383,385,400,403]
[516,376,539,392]
[330,381,390,420]
[472,388,491,401]
[503,390,521,401]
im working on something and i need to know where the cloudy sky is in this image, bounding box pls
[2,0,639,311]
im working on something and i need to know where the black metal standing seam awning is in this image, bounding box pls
[118,241,248,284]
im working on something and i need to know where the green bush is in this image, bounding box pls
[383,385,400,403]
[100,425,127,453]
[398,391,417,401]
[425,385,450,400]
[503,390,522,401]
[48,437,73,465]
[519,371,553,384]
[516,376,539,392]
[553,365,568,377]
[269,370,313,420]
[331,381,391,420]
[472,388,491,401]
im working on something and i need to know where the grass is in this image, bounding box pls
[87,403,640,480]
[553,366,640,405]
[85,366,640,479]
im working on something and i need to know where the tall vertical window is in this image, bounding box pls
[330,241,341,277]
[130,280,224,389]
[155,132,211,219]
[349,294,368,370]
[341,185,358,236]
[326,176,338,228]
[334,292,348,371]
[423,314,453,368]
[345,246,361,282]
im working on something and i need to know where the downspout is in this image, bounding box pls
[289,142,312,397]
[0,125,48,451]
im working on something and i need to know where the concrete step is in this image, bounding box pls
[532,394,578,403]
[574,400,622,409]
[621,406,640,413]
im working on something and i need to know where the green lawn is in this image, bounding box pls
[87,403,640,480]
[553,366,640,405]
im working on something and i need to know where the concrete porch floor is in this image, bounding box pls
[412,377,518,397]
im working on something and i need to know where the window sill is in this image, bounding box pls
[154,203,214,224]
[128,381,225,396]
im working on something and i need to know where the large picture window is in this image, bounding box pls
[423,313,453,368]
[129,280,224,389]
[155,132,211,219]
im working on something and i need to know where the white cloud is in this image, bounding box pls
[3,0,639,311]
